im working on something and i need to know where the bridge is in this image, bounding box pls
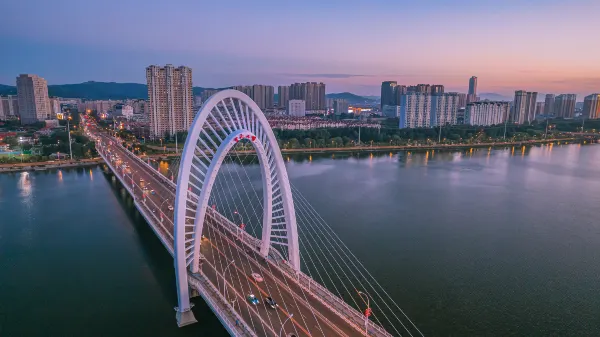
[84,90,422,337]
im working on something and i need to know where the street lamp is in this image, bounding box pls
[357,290,373,336]
[222,260,235,298]
[160,198,170,223]
[67,115,73,161]
[279,313,294,337]
[233,210,245,239]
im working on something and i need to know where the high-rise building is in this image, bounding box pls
[399,92,431,128]
[394,85,407,106]
[0,95,19,120]
[380,81,397,110]
[278,86,290,108]
[544,94,555,115]
[382,105,401,118]
[525,91,538,123]
[554,94,577,118]
[430,93,460,126]
[50,97,61,118]
[431,85,445,95]
[287,100,306,117]
[408,84,431,94]
[456,93,467,108]
[289,82,326,111]
[468,76,478,96]
[146,64,193,139]
[536,102,545,116]
[512,90,528,124]
[582,94,600,119]
[465,101,510,126]
[333,99,349,115]
[16,74,51,124]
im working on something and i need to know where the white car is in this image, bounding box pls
[250,272,263,283]
[167,205,174,211]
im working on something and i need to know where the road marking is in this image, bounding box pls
[205,238,312,337]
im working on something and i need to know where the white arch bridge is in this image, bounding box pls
[89,90,423,337]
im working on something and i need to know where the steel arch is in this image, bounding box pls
[173,89,299,323]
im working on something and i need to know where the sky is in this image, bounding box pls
[1,0,599,97]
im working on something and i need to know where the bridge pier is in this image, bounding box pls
[175,306,197,327]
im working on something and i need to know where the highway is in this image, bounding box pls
[86,119,377,337]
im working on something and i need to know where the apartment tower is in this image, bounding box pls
[16,74,51,124]
[146,64,193,139]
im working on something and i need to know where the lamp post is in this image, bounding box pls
[222,260,235,298]
[160,198,170,223]
[67,115,73,161]
[357,290,373,336]
[233,210,245,239]
[279,313,294,337]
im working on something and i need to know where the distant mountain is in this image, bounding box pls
[0,84,16,95]
[0,82,377,105]
[479,93,512,101]
[326,92,376,104]
[0,81,215,100]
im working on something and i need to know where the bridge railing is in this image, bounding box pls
[206,209,393,337]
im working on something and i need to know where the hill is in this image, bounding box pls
[479,93,512,101]
[326,92,376,104]
[0,84,16,95]
[0,82,376,105]
[0,81,215,100]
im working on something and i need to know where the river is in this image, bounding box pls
[1,143,599,336]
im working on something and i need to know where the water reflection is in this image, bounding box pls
[18,171,32,198]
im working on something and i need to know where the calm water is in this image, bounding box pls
[1,143,600,336]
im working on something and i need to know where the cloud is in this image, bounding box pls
[285,73,369,79]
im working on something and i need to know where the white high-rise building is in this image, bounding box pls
[512,90,528,124]
[399,92,431,128]
[146,64,193,139]
[430,93,460,126]
[50,97,61,118]
[0,95,19,120]
[465,101,510,126]
[16,74,51,124]
[287,100,306,117]
[278,86,290,108]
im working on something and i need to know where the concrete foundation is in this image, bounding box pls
[176,308,198,327]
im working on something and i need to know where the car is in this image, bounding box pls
[250,272,263,283]
[139,178,144,182]
[150,190,155,195]
[264,297,278,309]
[246,294,259,305]
[167,205,174,211]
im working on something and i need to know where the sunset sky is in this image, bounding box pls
[1,0,599,96]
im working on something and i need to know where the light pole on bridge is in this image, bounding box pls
[357,290,373,336]
[233,210,245,239]
[279,313,294,337]
[222,260,235,299]
[160,198,170,223]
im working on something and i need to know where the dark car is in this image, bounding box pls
[264,296,278,309]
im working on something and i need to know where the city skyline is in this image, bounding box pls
[1,0,599,96]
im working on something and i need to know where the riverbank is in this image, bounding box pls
[144,137,585,159]
[0,158,104,173]
[0,137,592,172]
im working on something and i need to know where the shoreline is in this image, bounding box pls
[0,138,594,173]
[145,137,586,159]
[0,158,104,173]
